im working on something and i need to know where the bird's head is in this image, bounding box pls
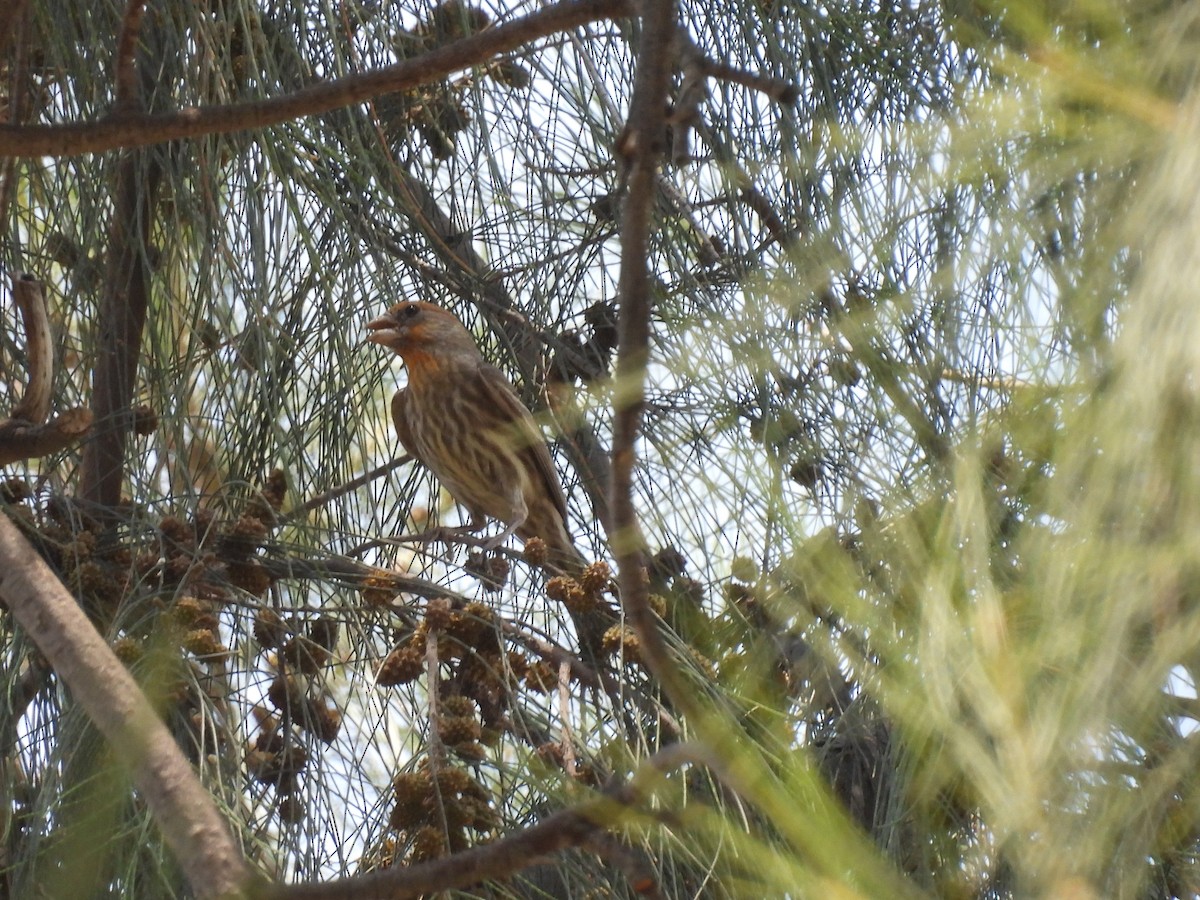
[366,301,479,374]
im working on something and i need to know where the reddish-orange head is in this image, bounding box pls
[366,301,481,377]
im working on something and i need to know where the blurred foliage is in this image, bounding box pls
[3,0,1200,897]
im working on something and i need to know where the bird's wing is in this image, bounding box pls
[390,388,426,464]
[479,364,569,525]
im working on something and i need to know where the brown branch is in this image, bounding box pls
[10,276,52,423]
[0,277,93,466]
[0,0,29,62]
[679,34,799,106]
[499,620,602,691]
[255,548,458,603]
[611,3,689,703]
[261,742,695,900]
[557,660,579,778]
[0,409,94,467]
[77,17,166,508]
[0,0,31,229]
[114,0,149,112]
[0,515,253,899]
[0,0,636,158]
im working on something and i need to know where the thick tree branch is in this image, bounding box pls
[0,515,254,900]
[0,0,635,158]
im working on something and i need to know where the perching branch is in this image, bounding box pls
[0,514,254,900]
[0,0,636,158]
[0,276,93,466]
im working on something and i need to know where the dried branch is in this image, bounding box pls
[679,34,799,106]
[0,0,636,158]
[557,660,579,777]
[262,742,696,900]
[0,276,93,466]
[0,515,254,900]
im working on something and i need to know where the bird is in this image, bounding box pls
[366,300,588,574]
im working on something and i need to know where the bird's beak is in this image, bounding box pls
[366,314,400,347]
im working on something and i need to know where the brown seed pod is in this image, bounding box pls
[441,695,476,718]
[306,617,339,652]
[132,404,158,436]
[424,596,453,631]
[524,660,556,693]
[438,715,481,746]
[360,573,396,607]
[522,536,548,567]
[434,766,473,795]
[450,741,487,763]
[159,515,194,548]
[253,608,288,649]
[228,560,272,596]
[391,777,434,830]
[376,645,424,686]
[304,699,342,744]
[112,636,143,666]
[267,673,307,714]
[277,793,305,825]
[409,824,447,861]
[578,561,611,596]
[183,628,226,658]
[281,636,330,676]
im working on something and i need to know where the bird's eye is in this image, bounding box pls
[402,304,420,319]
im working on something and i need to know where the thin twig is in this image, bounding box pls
[277,455,412,526]
[425,629,447,769]
[500,620,602,691]
[557,660,579,778]
[255,548,457,603]
[0,0,637,157]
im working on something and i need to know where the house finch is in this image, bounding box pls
[366,301,587,573]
